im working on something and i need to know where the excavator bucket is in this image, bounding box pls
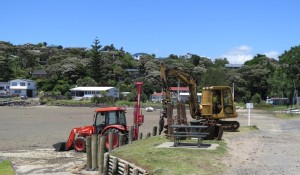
[53,142,67,151]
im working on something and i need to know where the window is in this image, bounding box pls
[108,112,117,125]
[15,90,21,94]
[12,82,17,86]
[28,83,31,86]
[20,82,26,86]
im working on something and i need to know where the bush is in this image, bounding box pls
[251,93,262,104]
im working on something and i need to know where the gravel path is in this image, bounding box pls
[223,110,300,175]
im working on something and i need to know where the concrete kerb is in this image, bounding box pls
[156,142,219,150]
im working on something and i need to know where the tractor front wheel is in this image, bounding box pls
[74,137,86,152]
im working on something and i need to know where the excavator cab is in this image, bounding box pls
[201,86,237,119]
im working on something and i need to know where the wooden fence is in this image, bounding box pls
[103,153,147,175]
[85,126,158,174]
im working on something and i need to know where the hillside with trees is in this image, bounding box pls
[0,39,299,104]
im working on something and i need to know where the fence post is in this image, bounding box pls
[124,163,129,175]
[118,133,124,147]
[128,126,134,144]
[103,153,109,175]
[98,135,106,174]
[132,168,139,175]
[112,157,118,175]
[91,134,98,170]
[108,131,113,152]
[139,133,143,140]
[146,132,151,138]
[86,136,92,170]
[152,126,157,136]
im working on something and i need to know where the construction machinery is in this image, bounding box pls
[159,63,239,139]
[54,82,144,152]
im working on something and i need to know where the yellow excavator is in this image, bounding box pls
[159,63,239,139]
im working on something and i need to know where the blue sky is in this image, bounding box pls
[1,1,299,64]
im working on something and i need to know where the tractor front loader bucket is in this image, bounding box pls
[53,142,67,151]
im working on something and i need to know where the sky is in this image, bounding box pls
[1,0,299,64]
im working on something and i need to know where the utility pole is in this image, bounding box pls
[232,83,235,102]
[177,81,180,101]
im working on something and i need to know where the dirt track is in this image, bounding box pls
[1,106,300,174]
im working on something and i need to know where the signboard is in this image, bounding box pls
[246,103,253,109]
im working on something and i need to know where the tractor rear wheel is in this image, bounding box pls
[104,128,122,150]
[74,137,86,152]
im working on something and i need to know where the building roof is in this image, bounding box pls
[169,87,189,91]
[225,64,243,68]
[70,87,116,91]
[10,79,35,82]
[32,70,47,75]
[152,92,165,97]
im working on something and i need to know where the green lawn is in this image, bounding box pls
[0,160,14,175]
[111,136,227,175]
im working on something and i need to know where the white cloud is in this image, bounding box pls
[264,51,279,60]
[221,45,253,64]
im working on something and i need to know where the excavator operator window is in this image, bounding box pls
[223,89,234,114]
[213,91,222,114]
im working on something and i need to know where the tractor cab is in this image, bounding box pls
[93,107,127,134]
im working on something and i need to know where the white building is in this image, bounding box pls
[70,87,119,99]
[179,92,202,103]
[9,79,37,97]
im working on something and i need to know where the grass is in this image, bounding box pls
[274,113,300,119]
[238,125,259,132]
[111,136,227,175]
[0,160,14,175]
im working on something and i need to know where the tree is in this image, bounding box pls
[214,58,229,68]
[0,53,13,81]
[279,45,300,87]
[239,65,270,100]
[88,38,102,83]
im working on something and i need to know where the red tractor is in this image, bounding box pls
[54,82,144,152]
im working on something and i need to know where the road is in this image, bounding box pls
[0,106,300,174]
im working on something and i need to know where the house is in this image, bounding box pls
[225,64,243,69]
[132,53,149,60]
[70,87,119,99]
[31,70,47,78]
[150,87,190,102]
[0,82,10,95]
[9,79,37,97]
[179,92,202,103]
[125,69,140,79]
[150,92,165,102]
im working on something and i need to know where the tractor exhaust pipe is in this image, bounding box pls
[53,142,67,151]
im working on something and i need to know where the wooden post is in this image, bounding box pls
[132,168,139,175]
[152,126,157,136]
[118,133,124,147]
[124,163,129,175]
[139,133,143,140]
[98,135,106,174]
[108,131,113,152]
[128,126,134,144]
[86,136,92,170]
[103,153,109,175]
[112,157,118,175]
[91,134,98,170]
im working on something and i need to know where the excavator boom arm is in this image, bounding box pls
[160,63,201,119]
